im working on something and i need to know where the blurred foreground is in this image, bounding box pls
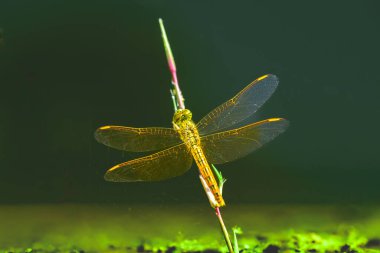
[1,204,380,252]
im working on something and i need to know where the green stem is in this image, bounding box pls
[216,207,234,253]
[158,19,233,253]
[159,18,185,110]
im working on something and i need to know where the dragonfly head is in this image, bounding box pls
[172,109,192,128]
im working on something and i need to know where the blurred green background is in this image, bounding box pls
[0,1,379,205]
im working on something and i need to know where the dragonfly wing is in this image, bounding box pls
[197,74,279,135]
[104,143,193,182]
[95,126,181,152]
[201,118,288,164]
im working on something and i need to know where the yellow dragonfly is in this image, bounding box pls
[95,74,288,208]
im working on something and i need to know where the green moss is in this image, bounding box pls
[1,204,379,253]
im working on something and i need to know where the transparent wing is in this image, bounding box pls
[200,118,288,164]
[95,126,181,152]
[197,74,279,135]
[104,143,193,182]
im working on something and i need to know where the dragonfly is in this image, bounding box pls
[95,74,288,208]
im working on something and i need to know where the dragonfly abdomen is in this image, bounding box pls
[182,124,225,207]
[191,145,225,207]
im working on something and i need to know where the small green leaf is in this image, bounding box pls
[211,164,227,195]
[170,88,178,111]
[232,226,243,253]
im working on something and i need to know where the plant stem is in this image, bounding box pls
[216,207,234,253]
[159,18,185,110]
[159,19,233,253]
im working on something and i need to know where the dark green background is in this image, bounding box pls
[0,1,379,204]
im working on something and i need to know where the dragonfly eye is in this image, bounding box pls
[184,109,192,120]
